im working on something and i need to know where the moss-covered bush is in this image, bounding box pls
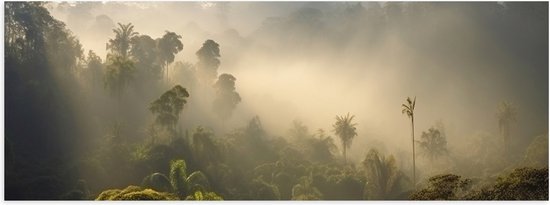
[95,185,179,200]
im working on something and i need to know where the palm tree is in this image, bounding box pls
[402,96,416,188]
[169,159,210,198]
[496,101,517,154]
[107,23,139,58]
[362,149,410,199]
[332,113,358,164]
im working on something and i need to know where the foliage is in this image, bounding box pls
[157,31,183,77]
[196,39,221,83]
[362,149,411,200]
[417,127,448,162]
[332,113,358,163]
[410,174,472,200]
[465,167,548,200]
[307,129,337,163]
[107,23,139,58]
[83,50,103,88]
[141,173,172,193]
[130,34,162,81]
[192,126,222,165]
[292,174,323,200]
[522,135,549,168]
[103,54,135,98]
[168,159,211,198]
[250,176,282,200]
[149,85,189,136]
[185,191,223,200]
[213,73,242,120]
[95,185,178,200]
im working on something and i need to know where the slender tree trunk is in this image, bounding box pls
[343,144,347,164]
[412,116,416,189]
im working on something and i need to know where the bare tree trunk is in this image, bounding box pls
[343,144,347,164]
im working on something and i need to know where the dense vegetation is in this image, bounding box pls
[4,2,548,200]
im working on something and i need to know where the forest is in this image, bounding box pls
[4,2,549,200]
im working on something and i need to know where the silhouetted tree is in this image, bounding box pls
[308,129,337,163]
[332,113,358,164]
[103,54,135,100]
[362,149,410,199]
[417,127,448,163]
[213,73,241,120]
[130,34,162,81]
[157,31,183,79]
[196,39,220,84]
[149,85,190,139]
[402,96,417,187]
[288,120,310,143]
[192,126,222,165]
[84,50,103,89]
[107,23,138,58]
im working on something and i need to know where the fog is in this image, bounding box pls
[5,1,548,200]
[47,2,547,161]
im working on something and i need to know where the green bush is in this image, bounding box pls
[95,185,178,200]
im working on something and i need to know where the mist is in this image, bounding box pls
[5,1,548,200]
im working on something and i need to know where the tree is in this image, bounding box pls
[196,39,221,84]
[465,167,548,200]
[130,34,162,81]
[308,129,337,163]
[191,126,222,165]
[332,113,358,164]
[157,31,183,79]
[496,101,517,154]
[521,134,549,168]
[288,119,310,142]
[83,50,103,89]
[149,85,190,139]
[104,54,135,102]
[107,23,139,58]
[213,73,241,120]
[169,159,211,198]
[417,127,448,163]
[291,174,323,200]
[402,96,417,187]
[362,149,411,200]
[410,174,472,200]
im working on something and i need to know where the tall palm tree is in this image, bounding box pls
[108,22,139,58]
[496,101,517,154]
[332,113,358,164]
[401,96,416,188]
